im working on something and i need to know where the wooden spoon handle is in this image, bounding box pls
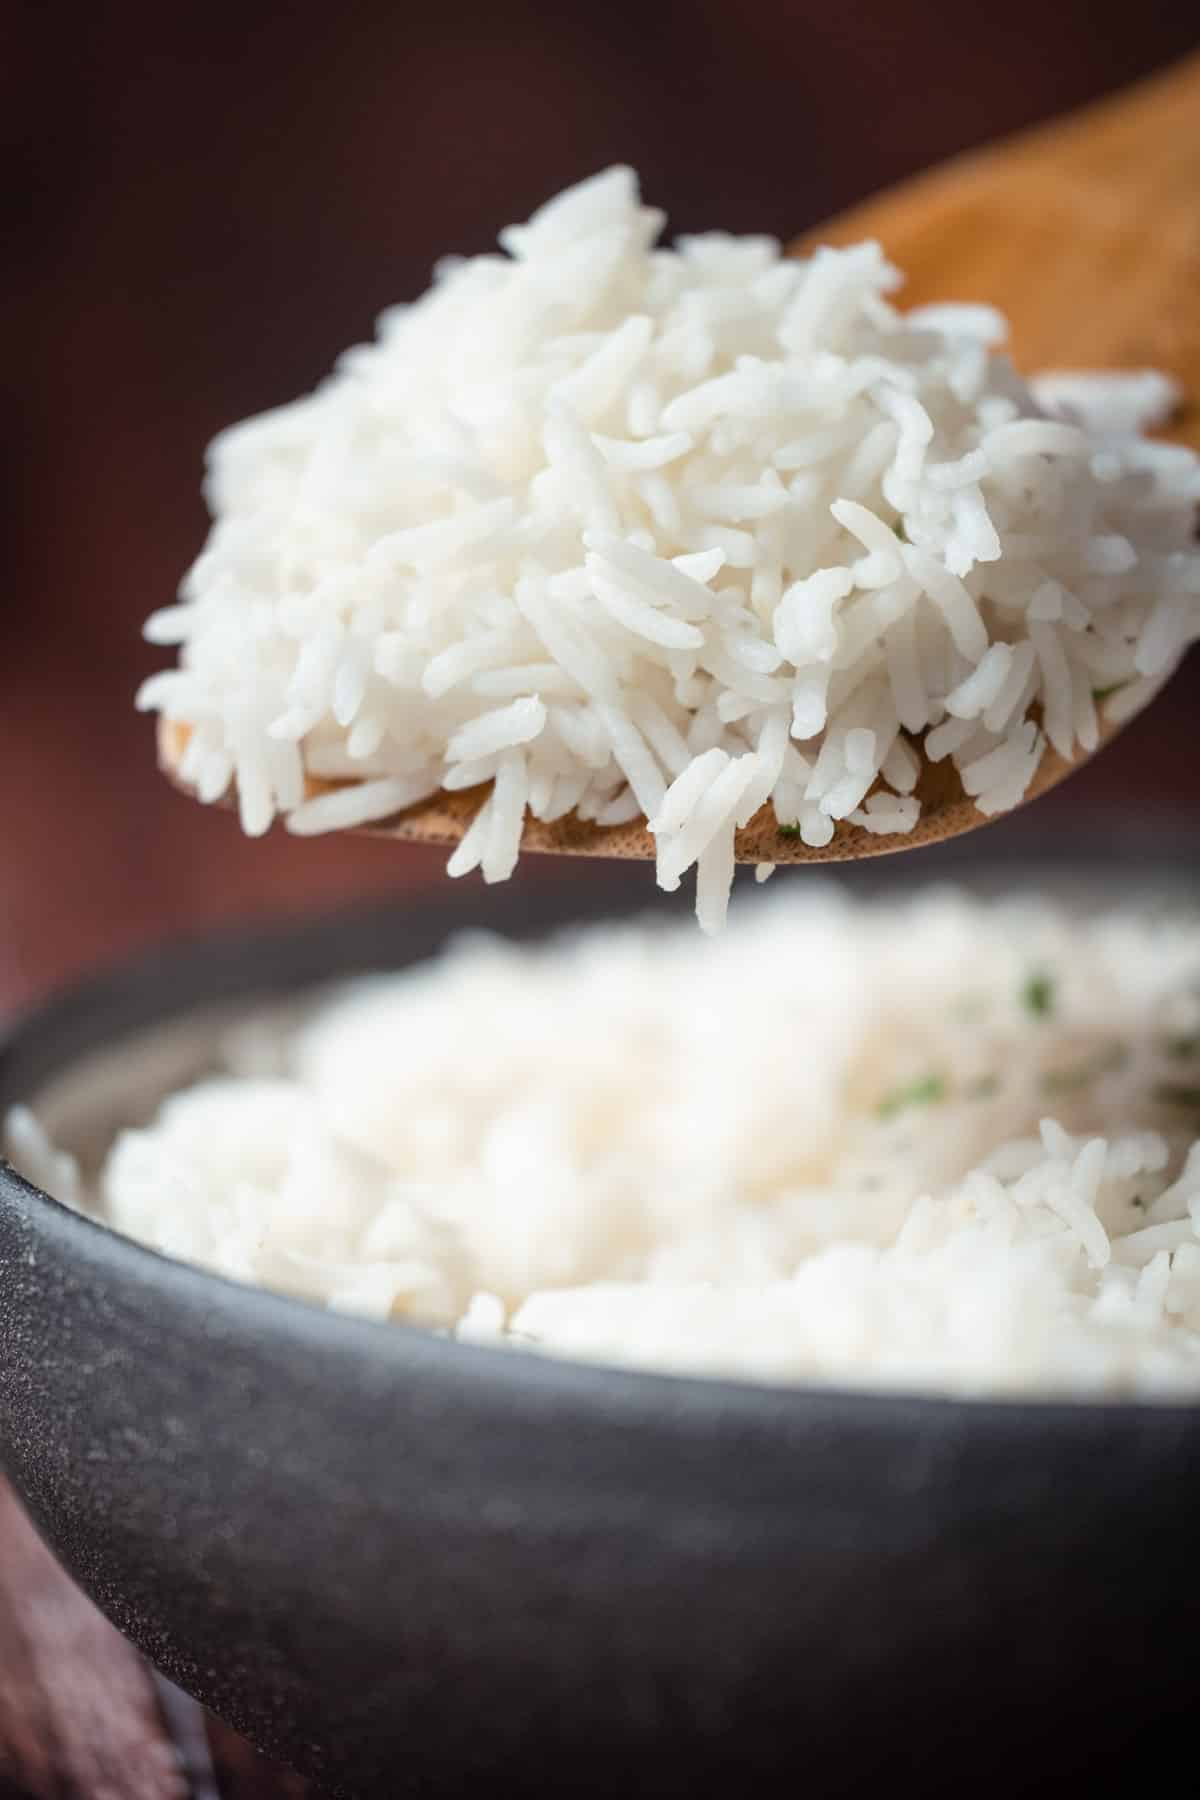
[794,52,1200,449]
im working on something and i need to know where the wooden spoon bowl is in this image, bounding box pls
[159,712,1129,864]
[159,52,1200,865]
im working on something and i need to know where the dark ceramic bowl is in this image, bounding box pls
[2,844,1200,1798]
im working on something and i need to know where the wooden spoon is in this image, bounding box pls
[160,52,1200,865]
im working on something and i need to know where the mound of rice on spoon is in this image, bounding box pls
[142,168,1200,928]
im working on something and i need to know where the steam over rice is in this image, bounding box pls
[10,890,1200,1397]
[138,170,1200,929]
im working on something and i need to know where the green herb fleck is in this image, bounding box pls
[1041,1042,1129,1093]
[893,519,909,542]
[776,822,802,839]
[965,1075,999,1101]
[1022,972,1055,1019]
[1153,1082,1200,1110]
[1165,1034,1200,1061]
[1092,683,1124,702]
[877,1074,947,1120]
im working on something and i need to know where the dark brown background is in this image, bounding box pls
[2,3,1198,1794]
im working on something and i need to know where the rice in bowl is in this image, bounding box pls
[8,887,1200,1398]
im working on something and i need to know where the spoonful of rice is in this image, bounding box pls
[150,53,1200,928]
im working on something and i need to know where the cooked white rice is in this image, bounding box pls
[138,168,1200,930]
[10,889,1200,1397]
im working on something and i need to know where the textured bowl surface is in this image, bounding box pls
[2,845,1199,1797]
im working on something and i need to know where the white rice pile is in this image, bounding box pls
[138,169,1200,930]
[10,890,1200,1396]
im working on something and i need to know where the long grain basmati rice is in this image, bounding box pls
[139,170,1200,928]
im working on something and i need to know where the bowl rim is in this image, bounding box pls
[3,878,1200,1427]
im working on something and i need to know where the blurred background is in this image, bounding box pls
[5,0,1198,1010]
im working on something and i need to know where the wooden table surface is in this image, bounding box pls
[0,1482,312,1798]
[5,3,1200,1793]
